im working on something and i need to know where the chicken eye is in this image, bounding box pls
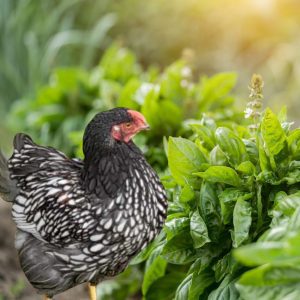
[125,122,132,128]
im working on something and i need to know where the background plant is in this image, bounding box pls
[8,44,242,171]
[2,0,300,123]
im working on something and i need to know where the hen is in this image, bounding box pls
[0,108,167,300]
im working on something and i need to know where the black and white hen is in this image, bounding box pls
[0,108,167,299]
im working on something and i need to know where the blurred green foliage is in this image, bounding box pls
[2,0,300,122]
[0,0,115,113]
[9,44,242,171]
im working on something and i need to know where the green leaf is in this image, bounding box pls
[256,171,281,185]
[257,131,272,172]
[236,161,256,175]
[188,269,215,300]
[212,252,239,283]
[130,235,163,265]
[198,182,222,242]
[141,88,183,136]
[190,210,211,248]
[180,184,195,203]
[261,108,287,156]
[189,246,221,275]
[190,124,215,150]
[142,243,167,295]
[209,145,228,166]
[288,129,300,159]
[236,282,300,300]
[231,198,252,247]
[238,264,300,287]
[273,192,300,217]
[142,256,167,295]
[218,189,252,225]
[145,272,186,300]
[237,263,300,299]
[195,166,242,187]
[52,68,89,92]
[162,231,197,264]
[244,139,259,165]
[175,274,193,300]
[208,275,239,300]
[159,101,183,133]
[36,85,62,105]
[215,127,249,168]
[261,108,287,170]
[278,105,287,123]
[283,168,300,185]
[164,217,190,239]
[168,137,206,187]
[233,240,300,267]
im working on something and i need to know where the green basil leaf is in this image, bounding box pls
[164,217,190,239]
[209,145,229,166]
[288,129,300,159]
[180,184,195,203]
[261,108,287,156]
[168,137,206,187]
[145,272,186,300]
[190,210,211,248]
[273,191,300,217]
[142,255,167,294]
[231,198,252,247]
[190,124,215,150]
[236,282,300,300]
[215,127,249,168]
[208,274,240,300]
[257,130,272,172]
[212,252,239,283]
[188,269,215,300]
[236,161,256,175]
[195,166,242,187]
[162,231,197,264]
[175,274,192,300]
[198,182,223,242]
[261,108,288,170]
[218,188,252,225]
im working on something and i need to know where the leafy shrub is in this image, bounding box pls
[9,44,241,171]
[131,84,300,299]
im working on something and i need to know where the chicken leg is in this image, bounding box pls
[88,283,97,300]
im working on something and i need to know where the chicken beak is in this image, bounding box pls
[140,123,150,131]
